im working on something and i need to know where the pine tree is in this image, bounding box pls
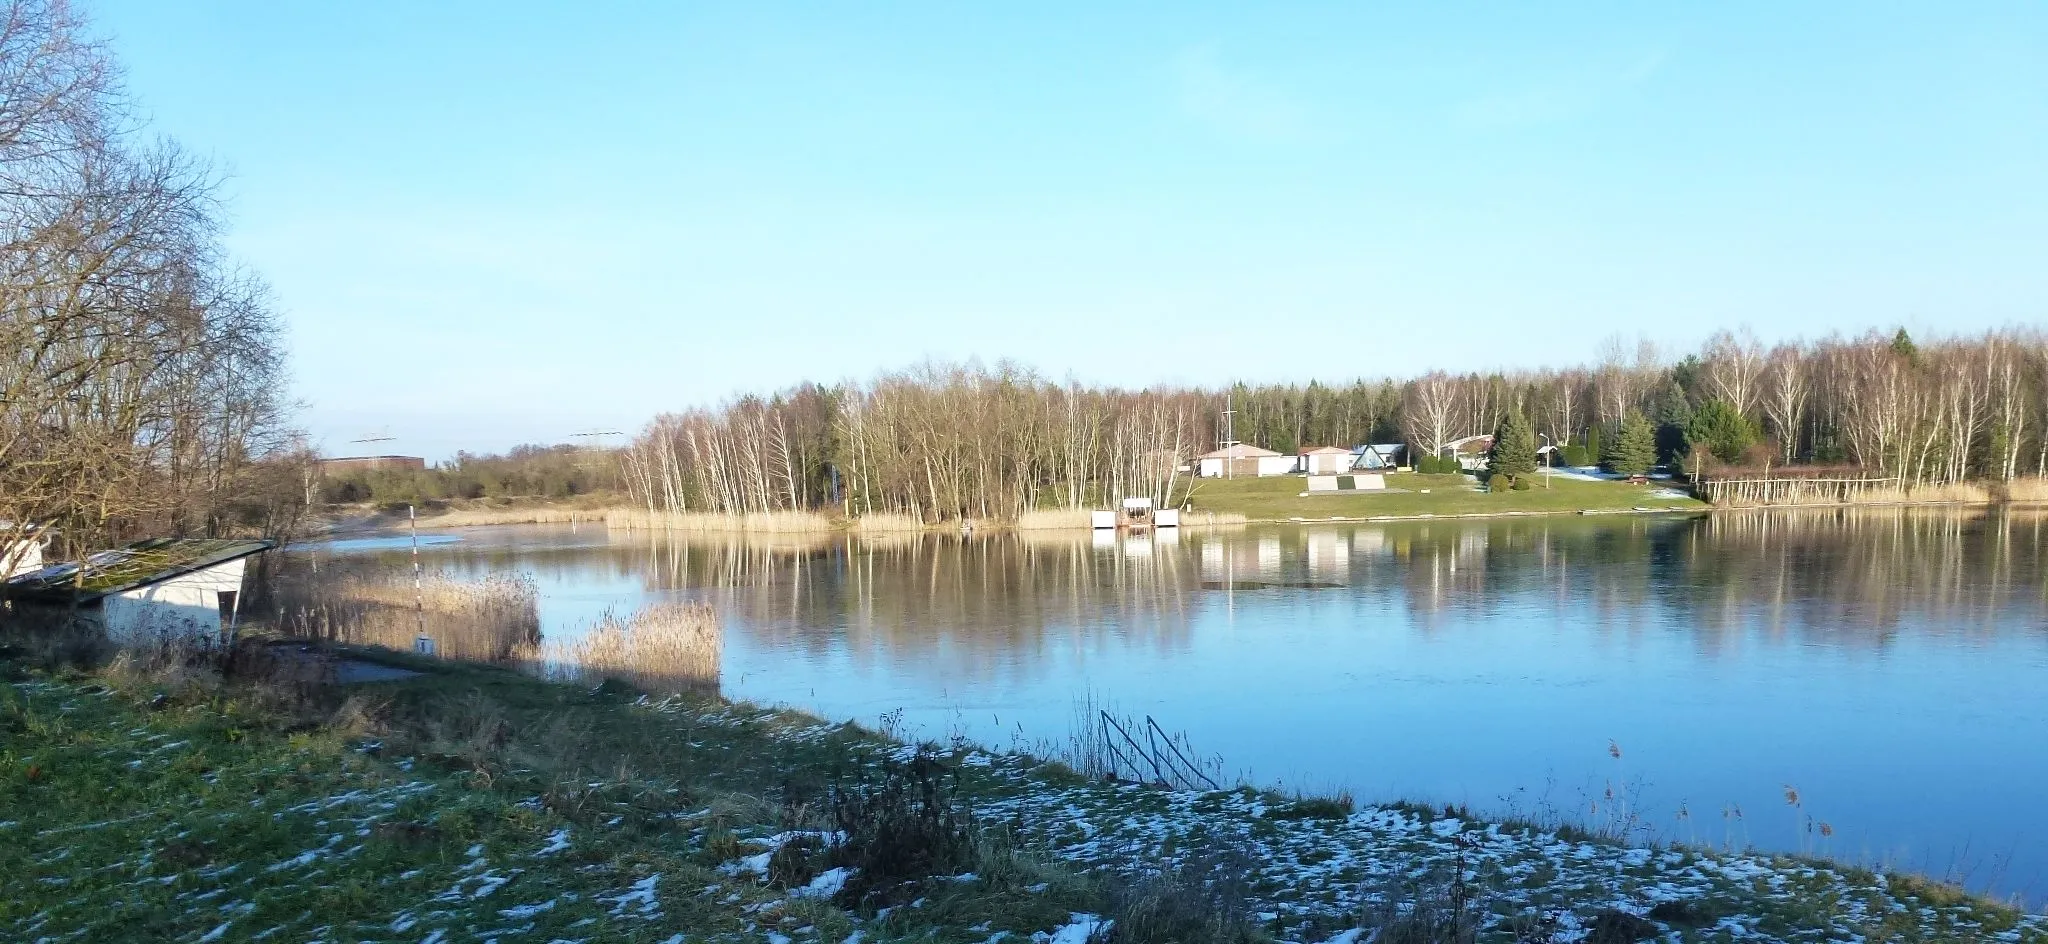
[1488,410,1538,488]
[1608,411,1658,476]
[1586,423,1604,466]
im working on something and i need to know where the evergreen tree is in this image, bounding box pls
[1891,328,1919,364]
[1651,381,1694,465]
[1586,422,1605,466]
[1487,410,1538,488]
[1608,411,1658,476]
[1685,399,1759,464]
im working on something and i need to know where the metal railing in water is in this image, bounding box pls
[1098,710,1221,791]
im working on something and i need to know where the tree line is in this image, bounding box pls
[318,444,623,506]
[0,0,301,564]
[615,327,2048,523]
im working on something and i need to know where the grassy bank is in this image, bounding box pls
[1187,473,1707,522]
[2,640,2039,943]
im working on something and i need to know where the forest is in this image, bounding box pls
[612,328,2048,523]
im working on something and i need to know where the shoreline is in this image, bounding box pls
[316,497,2043,540]
[5,643,2042,942]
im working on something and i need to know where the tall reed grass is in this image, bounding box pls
[2002,476,2048,503]
[529,602,721,694]
[414,507,605,527]
[604,509,837,533]
[1015,508,1092,531]
[850,512,925,533]
[273,572,542,663]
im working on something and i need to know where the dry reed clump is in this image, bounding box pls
[1848,482,1991,506]
[1176,510,1248,528]
[277,573,541,663]
[605,509,837,533]
[414,506,606,527]
[1015,508,1092,531]
[2001,476,2048,503]
[1711,481,1998,508]
[530,601,721,694]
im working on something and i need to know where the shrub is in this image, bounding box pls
[829,749,979,909]
[1096,853,1266,944]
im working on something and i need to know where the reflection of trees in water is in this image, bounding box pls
[296,511,2046,684]
[618,529,1201,679]
[1343,510,2045,652]
[1674,508,2046,648]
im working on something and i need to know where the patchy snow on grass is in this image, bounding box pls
[1033,913,1108,944]
[791,866,852,900]
[532,828,571,857]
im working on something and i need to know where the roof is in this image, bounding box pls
[1197,444,1283,459]
[1298,446,1351,455]
[2,538,273,604]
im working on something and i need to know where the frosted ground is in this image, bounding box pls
[6,673,2042,943]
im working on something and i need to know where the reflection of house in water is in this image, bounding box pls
[1305,530,1349,582]
[1199,533,1288,583]
[2,539,273,647]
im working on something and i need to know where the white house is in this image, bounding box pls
[2,538,273,648]
[1297,446,1353,475]
[1442,435,1495,471]
[1195,444,1296,477]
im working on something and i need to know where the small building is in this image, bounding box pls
[1442,435,1495,471]
[2,538,274,648]
[1297,446,1354,475]
[1350,444,1407,470]
[319,455,426,475]
[1195,444,1295,477]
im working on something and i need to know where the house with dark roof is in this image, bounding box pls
[2,538,273,647]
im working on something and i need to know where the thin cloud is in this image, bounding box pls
[1175,45,1311,139]
[1453,49,1667,131]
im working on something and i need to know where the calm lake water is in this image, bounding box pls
[297,509,2048,900]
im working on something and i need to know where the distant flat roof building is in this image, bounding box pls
[1297,445,1353,475]
[319,455,426,475]
[1195,444,1297,477]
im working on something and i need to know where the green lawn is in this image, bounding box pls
[1185,472,1706,521]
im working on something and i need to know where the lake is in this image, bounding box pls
[292,508,2048,901]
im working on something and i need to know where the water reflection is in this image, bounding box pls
[304,509,2048,899]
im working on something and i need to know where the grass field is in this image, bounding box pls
[1184,472,1707,521]
[2,639,2038,943]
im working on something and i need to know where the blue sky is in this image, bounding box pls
[91,2,2048,459]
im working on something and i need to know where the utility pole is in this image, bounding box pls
[1220,390,1238,480]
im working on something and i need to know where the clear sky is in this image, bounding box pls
[90,2,2048,460]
